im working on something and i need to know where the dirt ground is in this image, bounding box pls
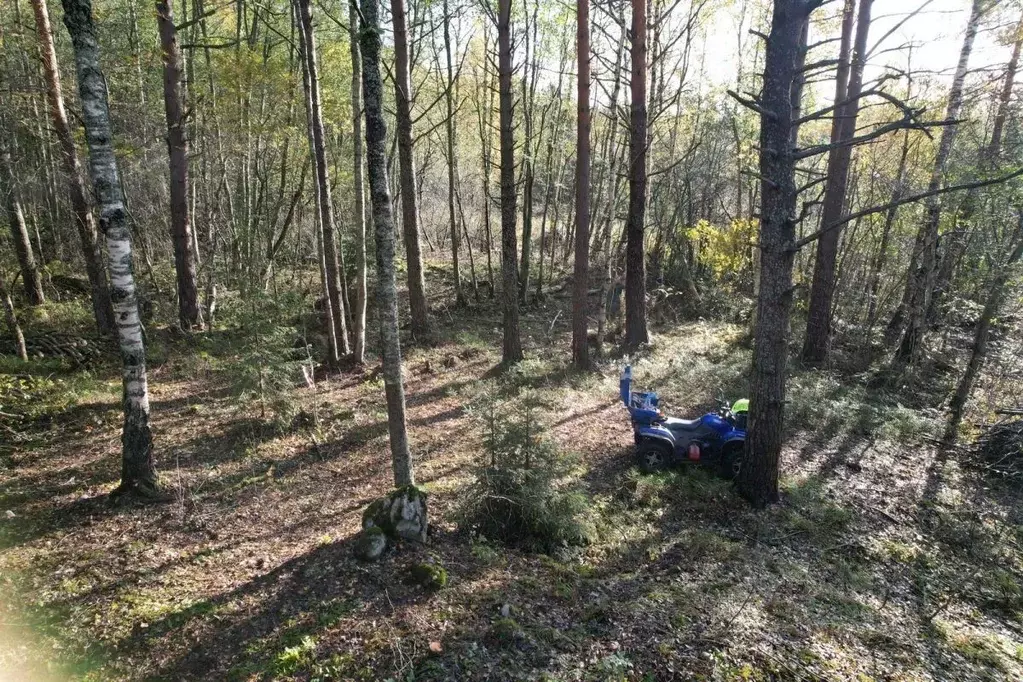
[2,288,1022,681]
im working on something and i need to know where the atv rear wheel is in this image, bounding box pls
[636,441,671,474]
[719,445,743,480]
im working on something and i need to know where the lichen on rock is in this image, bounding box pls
[362,485,429,543]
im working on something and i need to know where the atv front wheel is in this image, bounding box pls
[719,445,743,480]
[636,441,671,474]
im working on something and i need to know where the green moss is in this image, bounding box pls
[487,617,524,646]
[408,562,448,590]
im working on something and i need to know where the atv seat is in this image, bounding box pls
[663,416,701,432]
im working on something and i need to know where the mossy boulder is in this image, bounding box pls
[362,485,429,543]
[408,562,448,590]
[354,526,388,562]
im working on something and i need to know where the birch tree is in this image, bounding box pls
[62,0,159,497]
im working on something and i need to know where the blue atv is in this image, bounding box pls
[620,365,748,478]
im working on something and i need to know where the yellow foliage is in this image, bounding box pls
[686,218,758,283]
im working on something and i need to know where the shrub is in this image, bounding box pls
[218,292,313,431]
[459,391,593,553]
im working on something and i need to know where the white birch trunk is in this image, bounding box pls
[62,0,158,496]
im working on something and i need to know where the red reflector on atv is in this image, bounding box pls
[688,443,700,461]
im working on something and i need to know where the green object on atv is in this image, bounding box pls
[732,398,749,413]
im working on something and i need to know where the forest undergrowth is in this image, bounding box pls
[1,269,1022,682]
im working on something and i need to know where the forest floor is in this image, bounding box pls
[2,270,1023,681]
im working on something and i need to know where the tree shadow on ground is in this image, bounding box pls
[121,529,490,681]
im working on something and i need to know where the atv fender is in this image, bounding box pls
[636,426,674,450]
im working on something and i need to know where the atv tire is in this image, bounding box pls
[636,441,671,474]
[719,444,743,480]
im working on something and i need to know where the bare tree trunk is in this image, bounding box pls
[296,0,349,358]
[498,0,522,364]
[517,0,539,305]
[865,128,910,330]
[390,0,431,341]
[737,0,815,509]
[294,0,339,364]
[156,0,202,330]
[30,0,113,333]
[349,0,367,365]
[475,27,496,297]
[0,145,44,306]
[624,0,649,348]
[360,0,414,487]
[572,0,591,370]
[455,178,479,301]
[943,228,1023,444]
[443,0,464,306]
[895,0,984,365]
[0,274,28,361]
[62,0,159,497]
[801,0,872,365]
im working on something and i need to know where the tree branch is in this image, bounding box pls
[792,167,1023,250]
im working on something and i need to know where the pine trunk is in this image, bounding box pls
[624,0,650,348]
[802,0,872,365]
[390,0,431,341]
[62,0,158,496]
[737,0,812,509]
[360,0,414,486]
[30,0,113,333]
[498,0,523,363]
[157,0,202,330]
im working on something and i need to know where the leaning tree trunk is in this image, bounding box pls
[737,0,814,509]
[30,0,113,333]
[895,0,984,365]
[296,0,349,358]
[930,17,1021,326]
[801,0,871,365]
[156,0,202,330]
[62,0,158,497]
[1,151,44,307]
[943,229,1023,444]
[360,0,414,486]
[0,274,28,361]
[349,0,367,365]
[498,0,523,364]
[390,0,431,341]
[624,0,649,348]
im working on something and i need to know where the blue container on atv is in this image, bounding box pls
[620,365,747,478]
